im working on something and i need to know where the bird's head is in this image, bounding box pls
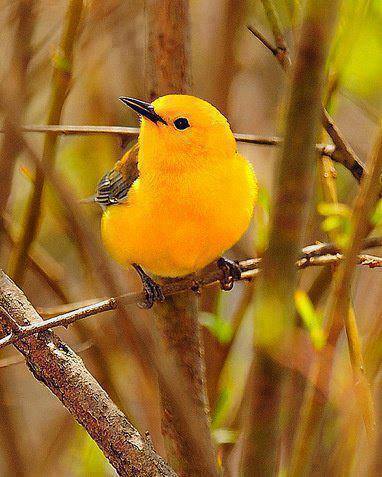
[119,94,236,172]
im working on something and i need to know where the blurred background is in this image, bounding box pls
[0,0,382,475]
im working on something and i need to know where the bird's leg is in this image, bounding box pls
[132,264,165,308]
[217,257,242,291]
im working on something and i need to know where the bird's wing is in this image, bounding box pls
[95,143,139,207]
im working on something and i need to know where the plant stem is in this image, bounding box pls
[8,0,84,284]
[241,0,340,474]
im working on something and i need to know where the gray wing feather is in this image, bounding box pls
[95,145,139,207]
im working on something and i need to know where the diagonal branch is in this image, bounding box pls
[249,1,366,184]
[0,271,176,477]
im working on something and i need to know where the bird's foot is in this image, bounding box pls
[133,264,165,308]
[191,279,201,295]
[217,257,242,291]
[140,276,165,308]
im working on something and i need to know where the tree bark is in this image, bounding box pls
[0,270,176,477]
[145,1,217,475]
[146,0,191,101]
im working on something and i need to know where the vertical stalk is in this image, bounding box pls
[240,0,339,474]
[0,0,35,223]
[290,129,382,476]
[8,0,84,283]
[328,131,382,438]
[0,2,37,475]
[145,1,217,475]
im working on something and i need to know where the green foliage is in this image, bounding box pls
[317,201,352,248]
[294,290,326,349]
[68,427,111,476]
[329,0,382,104]
[254,183,270,253]
[371,198,382,226]
[199,311,233,344]
[212,307,254,429]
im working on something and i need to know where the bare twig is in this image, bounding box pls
[0,215,68,302]
[1,124,367,183]
[2,238,382,351]
[0,271,176,477]
[0,0,35,225]
[248,2,366,185]
[260,0,292,69]
[0,124,332,151]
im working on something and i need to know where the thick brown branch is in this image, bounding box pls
[0,271,176,477]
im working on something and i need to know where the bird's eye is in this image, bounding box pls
[173,117,190,130]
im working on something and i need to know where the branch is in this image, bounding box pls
[7,0,84,283]
[0,271,176,477]
[248,1,366,184]
[1,123,366,182]
[242,1,340,472]
[146,2,218,475]
[329,130,382,438]
[2,235,382,351]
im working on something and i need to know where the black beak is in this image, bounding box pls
[119,97,167,125]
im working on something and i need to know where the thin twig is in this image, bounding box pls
[0,215,68,302]
[1,124,367,182]
[2,239,382,351]
[248,2,366,184]
[247,25,279,57]
[0,123,333,152]
[260,0,292,69]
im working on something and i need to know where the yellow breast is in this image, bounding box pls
[101,153,257,277]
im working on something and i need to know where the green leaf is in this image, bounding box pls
[372,198,382,225]
[254,184,270,253]
[294,290,326,349]
[257,184,271,214]
[199,312,233,344]
[321,215,342,232]
[212,387,230,428]
[52,49,71,72]
[317,202,351,217]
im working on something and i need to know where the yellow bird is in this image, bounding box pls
[97,95,257,307]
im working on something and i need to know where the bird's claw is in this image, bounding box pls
[191,279,201,294]
[139,276,165,309]
[217,257,241,291]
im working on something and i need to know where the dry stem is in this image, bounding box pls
[7,0,84,283]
